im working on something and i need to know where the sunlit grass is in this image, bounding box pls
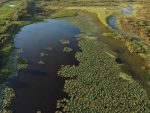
[0,1,19,20]
[49,9,78,19]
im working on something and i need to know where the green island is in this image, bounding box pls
[60,39,70,45]
[63,47,73,52]
[0,0,150,113]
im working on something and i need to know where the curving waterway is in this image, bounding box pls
[7,19,80,113]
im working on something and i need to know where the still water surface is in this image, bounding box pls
[8,19,80,113]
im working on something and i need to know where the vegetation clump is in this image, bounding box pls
[16,48,23,53]
[57,34,150,112]
[63,47,73,52]
[0,86,15,113]
[59,39,70,45]
[40,52,48,57]
[50,10,78,19]
[38,60,45,65]
[46,46,53,51]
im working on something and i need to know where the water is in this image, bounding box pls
[7,19,80,113]
[107,16,119,32]
[121,7,133,15]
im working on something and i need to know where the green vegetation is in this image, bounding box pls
[40,52,48,57]
[0,0,35,112]
[0,86,15,113]
[63,47,73,52]
[46,46,53,51]
[67,11,99,34]
[0,0,150,112]
[57,34,150,112]
[38,60,45,65]
[36,0,148,6]
[16,48,23,53]
[0,54,28,112]
[17,56,28,69]
[119,72,134,82]
[0,0,32,78]
[59,39,70,45]
[0,55,28,81]
[50,10,78,19]
[37,111,42,113]
[125,38,148,53]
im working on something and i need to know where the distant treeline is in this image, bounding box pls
[35,0,150,6]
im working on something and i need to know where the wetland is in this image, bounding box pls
[0,0,150,113]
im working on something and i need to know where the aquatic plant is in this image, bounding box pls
[0,86,15,113]
[60,39,70,45]
[40,52,48,57]
[16,48,23,53]
[38,60,45,65]
[1,44,13,56]
[17,56,28,69]
[63,47,72,52]
[57,34,150,112]
[46,46,53,51]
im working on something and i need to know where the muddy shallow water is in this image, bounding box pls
[7,19,80,113]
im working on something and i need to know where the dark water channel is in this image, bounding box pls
[7,19,80,113]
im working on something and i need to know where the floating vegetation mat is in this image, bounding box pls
[57,34,150,112]
[60,39,70,45]
[63,47,73,53]
[38,60,45,65]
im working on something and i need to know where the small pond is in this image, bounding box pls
[8,19,80,113]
